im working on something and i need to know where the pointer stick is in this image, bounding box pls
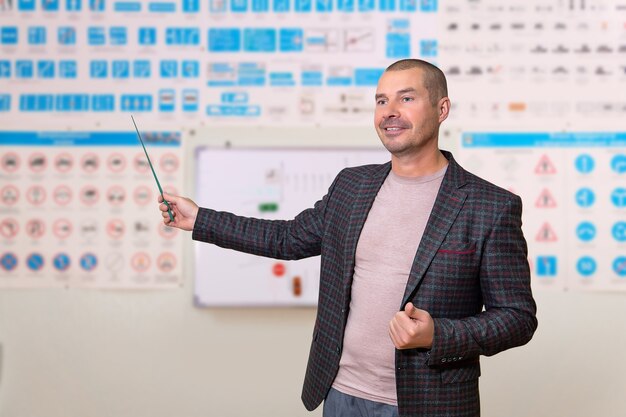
[131,115,175,222]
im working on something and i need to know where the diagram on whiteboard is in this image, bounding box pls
[194,147,389,307]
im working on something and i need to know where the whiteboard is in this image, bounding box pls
[194,147,389,307]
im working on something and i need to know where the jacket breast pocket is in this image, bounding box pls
[427,241,480,298]
[437,241,476,255]
[432,241,478,273]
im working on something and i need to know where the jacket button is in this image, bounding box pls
[441,358,447,363]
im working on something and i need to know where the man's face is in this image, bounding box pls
[374,68,443,158]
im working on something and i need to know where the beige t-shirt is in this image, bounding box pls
[332,164,447,405]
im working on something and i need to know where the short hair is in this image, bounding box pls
[385,59,448,106]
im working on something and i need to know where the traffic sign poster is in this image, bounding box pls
[460,131,626,292]
[0,131,183,289]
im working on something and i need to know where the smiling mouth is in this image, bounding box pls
[382,127,409,133]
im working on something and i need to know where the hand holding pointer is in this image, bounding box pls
[158,192,199,231]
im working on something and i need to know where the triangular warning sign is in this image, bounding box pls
[535,188,557,208]
[536,222,558,242]
[535,154,557,174]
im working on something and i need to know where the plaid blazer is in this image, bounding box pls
[192,150,537,417]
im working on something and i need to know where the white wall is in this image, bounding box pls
[481,291,626,417]
[2,287,626,416]
[0,285,319,417]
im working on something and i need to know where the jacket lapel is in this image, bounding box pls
[342,162,392,290]
[401,152,468,307]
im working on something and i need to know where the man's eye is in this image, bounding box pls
[402,97,414,102]
[376,100,386,105]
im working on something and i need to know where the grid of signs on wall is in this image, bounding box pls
[0,0,438,124]
[0,131,183,289]
[459,132,626,292]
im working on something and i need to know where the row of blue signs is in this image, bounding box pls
[2,252,624,277]
[2,0,437,13]
[573,187,626,208]
[0,92,260,114]
[0,60,393,84]
[0,60,404,85]
[0,59,201,79]
[5,92,194,112]
[0,26,437,58]
[536,255,626,278]
[575,221,626,242]
[574,153,626,174]
[0,252,96,272]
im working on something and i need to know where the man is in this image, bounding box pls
[158,59,538,417]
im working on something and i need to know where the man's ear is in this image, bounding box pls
[438,97,451,123]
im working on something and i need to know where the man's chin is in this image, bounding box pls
[381,142,409,156]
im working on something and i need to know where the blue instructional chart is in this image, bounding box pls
[0,0,439,124]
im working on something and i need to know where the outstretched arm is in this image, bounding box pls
[157,174,340,261]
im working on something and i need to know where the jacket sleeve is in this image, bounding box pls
[191,173,340,261]
[428,195,538,366]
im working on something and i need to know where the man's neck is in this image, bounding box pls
[391,148,448,177]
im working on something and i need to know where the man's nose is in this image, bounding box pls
[382,102,399,118]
